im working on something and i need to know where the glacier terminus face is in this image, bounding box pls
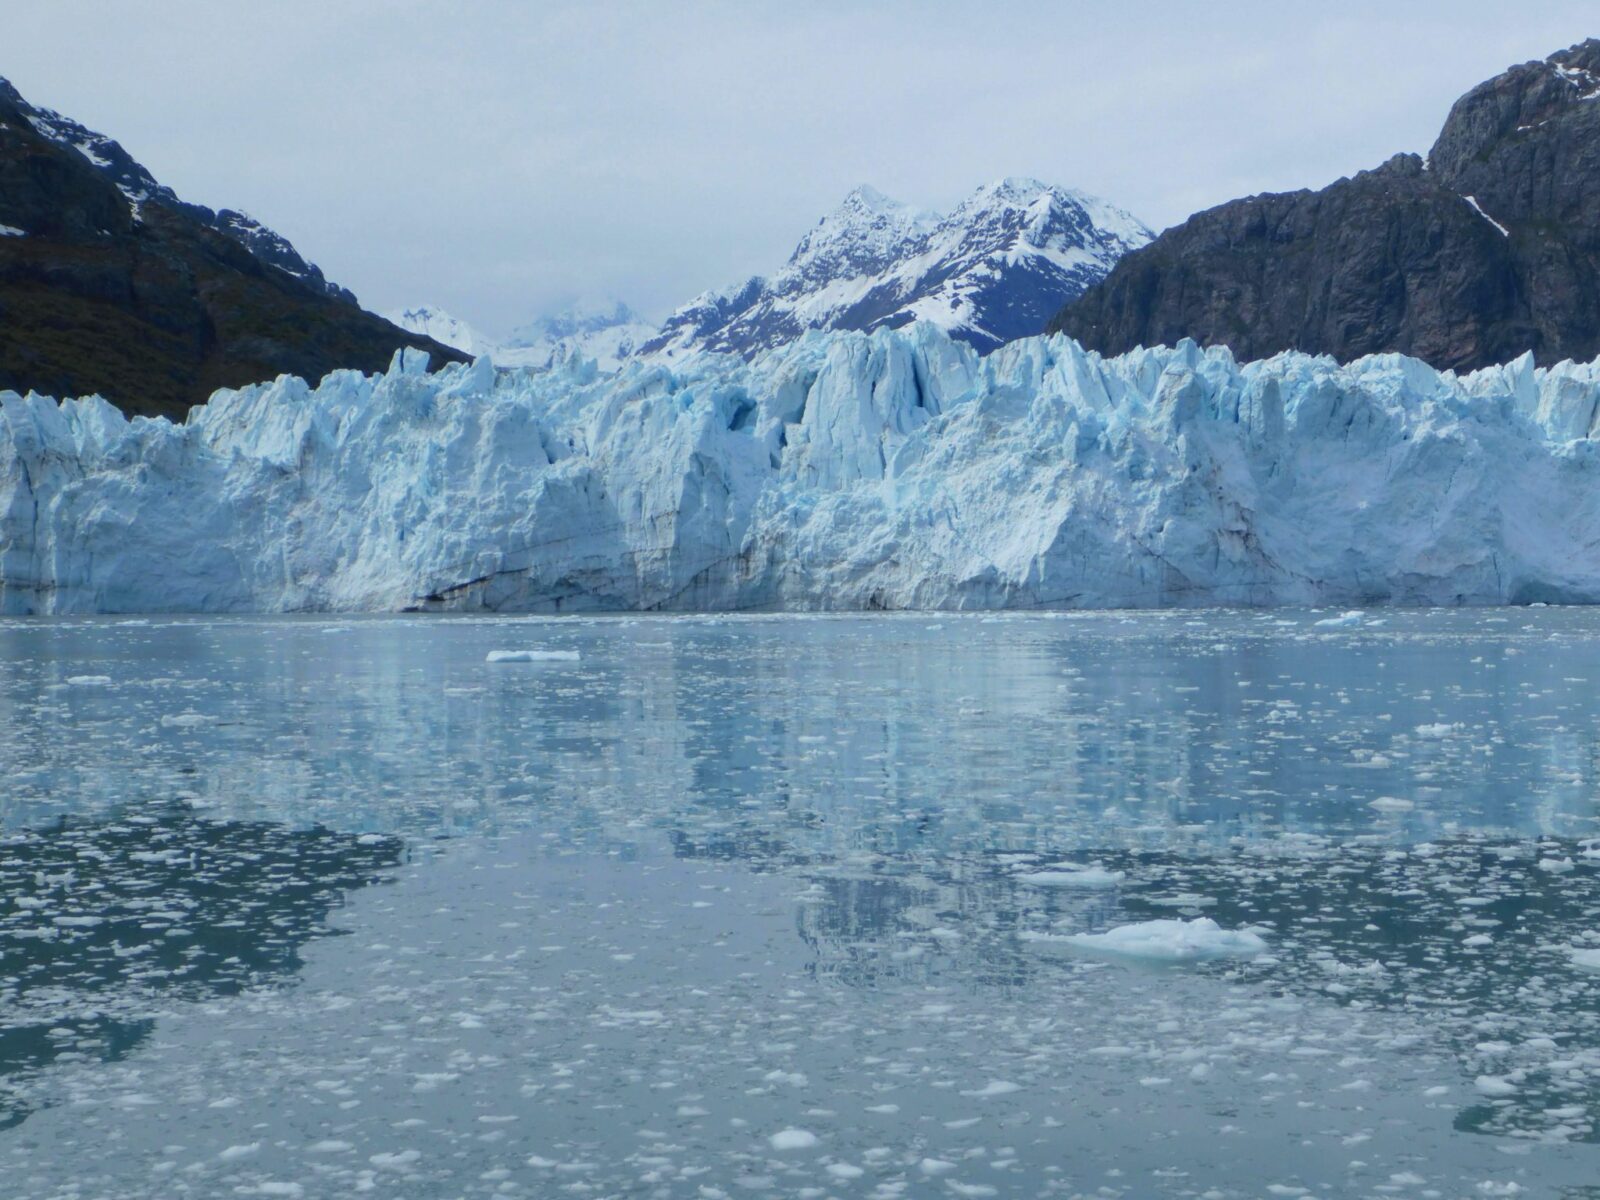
[4,324,1600,614]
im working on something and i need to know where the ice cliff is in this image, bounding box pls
[5,324,1600,614]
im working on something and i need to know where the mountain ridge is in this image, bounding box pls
[0,76,464,418]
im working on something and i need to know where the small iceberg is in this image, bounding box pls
[1314,611,1364,629]
[486,649,581,663]
[1014,864,1126,888]
[1030,917,1268,964]
[1569,947,1600,973]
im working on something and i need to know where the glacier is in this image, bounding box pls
[5,323,1600,614]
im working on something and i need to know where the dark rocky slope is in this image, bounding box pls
[0,78,463,419]
[1050,40,1600,371]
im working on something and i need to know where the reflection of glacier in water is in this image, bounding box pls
[4,611,1600,1194]
[5,609,1600,842]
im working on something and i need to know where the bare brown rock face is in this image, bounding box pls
[1050,41,1600,372]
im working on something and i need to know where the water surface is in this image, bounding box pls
[3,610,1600,1197]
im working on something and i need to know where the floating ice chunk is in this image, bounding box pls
[1538,856,1575,873]
[1014,864,1125,888]
[1368,796,1415,813]
[1042,917,1268,963]
[369,1150,422,1169]
[486,649,581,663]
[65,674,112,686]
[768,1128,819,1150]
[1475,1075,1518,1097]
[960,1079,1021,1097]
[1569,948,1600,973]
[1314,611,1364,628]
[160,712,215,728]
[1414,723,1459,737]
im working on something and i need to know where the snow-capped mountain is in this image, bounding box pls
[8,326,1600,614]
[505,300,657,370]
[385,301,656,372]
[0,76,354,303]
[383,306,496,359]
[642,178,1151,359]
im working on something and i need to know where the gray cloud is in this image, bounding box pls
[7,1,1595,334]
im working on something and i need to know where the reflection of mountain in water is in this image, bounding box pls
[0,805,402,1129]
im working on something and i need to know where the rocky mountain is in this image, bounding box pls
[1,77,355,304]
[387,300,657,372]
[0,77,463,419]
[1050,40,1600,372]
[643,178,1150,359]
[10,324,1600,614]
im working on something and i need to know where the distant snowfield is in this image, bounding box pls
[5,323,1600,614]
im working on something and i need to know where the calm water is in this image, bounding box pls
[3,610,1600,1198]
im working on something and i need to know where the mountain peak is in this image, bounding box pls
[644,177,1151,360]
[785,185,939,282]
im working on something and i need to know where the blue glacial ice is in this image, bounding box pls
[6,324,1600,613]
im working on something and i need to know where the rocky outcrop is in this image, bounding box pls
[1050,41,1600,372]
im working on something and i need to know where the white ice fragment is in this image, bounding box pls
[960,1080,1021,1097]
[768,1128,819,1150]
[1014,865,1125,888]
[65,674,112,686]
[369,1150,422,1169]
[1569,947,1600,973]
[1368,797,1415,813]
[160,712,215,728]
[1475,1075,1518,1097]
[486,649,581,663]
[1314,611,1364,628]
[1041,917,1268,963]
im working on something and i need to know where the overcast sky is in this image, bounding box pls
[7,2,1596,335]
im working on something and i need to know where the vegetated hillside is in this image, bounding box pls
[0,78,464,419]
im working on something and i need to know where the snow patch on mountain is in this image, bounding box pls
[642,178,1151,360]
[6,325,1600,614]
